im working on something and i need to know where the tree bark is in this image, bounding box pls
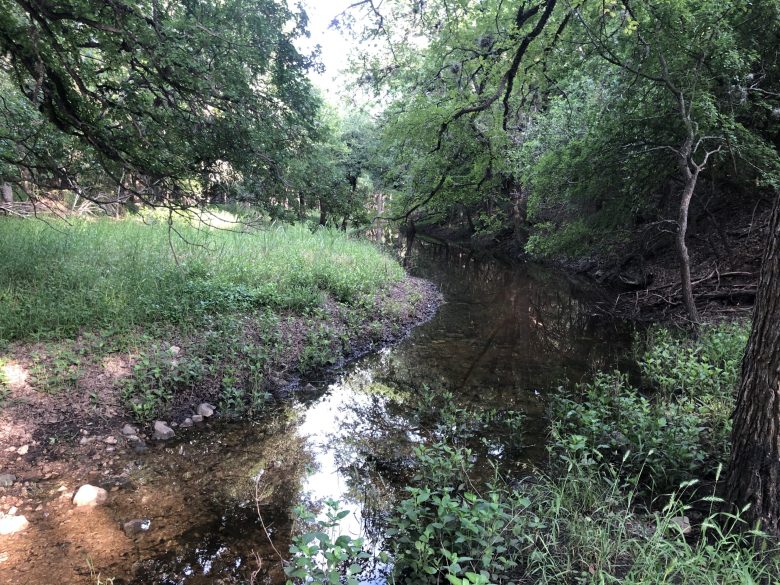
[1,182,12,203]
[676,167,700,325]
[318,199,327,226]
[726,194,780,535]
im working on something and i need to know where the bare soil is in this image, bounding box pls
[0,276,441,585]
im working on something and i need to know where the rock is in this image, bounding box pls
[73,484,108,507]
[270,376,288,387]
[16,445,28,456]
[0,514,29,535]
[301,383,318,395]
[122,518,151,537]
[131,440,147,454]
[669,516,691,535]
[196,403,215,417]
[152,421,175,441]
[104,436,118,445]
[0,474,15,488]
[169,345,181,355]
[191,414,204,424]
[181,418,193,428]
[121,424,139,436]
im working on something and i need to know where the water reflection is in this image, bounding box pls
[291,237,630,581]
[120,237,628,584]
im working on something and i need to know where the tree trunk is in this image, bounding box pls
[726,194,780,535]
[1,182,12,203]
[319,199,327,226]
[676,169,700,325]
[298,192,305,219]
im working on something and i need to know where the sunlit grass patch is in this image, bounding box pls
[0,217,405,341]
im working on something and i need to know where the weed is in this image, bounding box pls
[27,346,81,394]
[298,325,338,374]
[285,500,371,585]
[122,348,204,422]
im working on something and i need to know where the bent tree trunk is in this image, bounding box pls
[677,168,700,325]
[726,194,780,534]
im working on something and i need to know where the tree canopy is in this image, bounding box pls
[0,0,319,207]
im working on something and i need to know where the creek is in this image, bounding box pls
[10,237,629,584]
[119,237,630,584]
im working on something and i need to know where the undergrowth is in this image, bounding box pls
[287,321,777,584]
[0,216,404,341]
[0,214,418,420]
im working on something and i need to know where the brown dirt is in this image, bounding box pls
[0,275,442,585]
[602,199,771,324]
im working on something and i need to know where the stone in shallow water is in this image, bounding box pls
[0,514,29,535]
[180,417,193,428]
[196,403,215,417]
[122,518,151,537]
[191,414,204,423]
[73,484,108,507]
[152,421,175,441]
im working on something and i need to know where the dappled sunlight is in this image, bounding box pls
[100,355,132,383]
[1,361,28,388]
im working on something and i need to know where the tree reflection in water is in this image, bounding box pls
[294,236,631,571]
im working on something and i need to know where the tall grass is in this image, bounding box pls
[0,216,404,341]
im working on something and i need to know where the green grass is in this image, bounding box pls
[0,215,404,341]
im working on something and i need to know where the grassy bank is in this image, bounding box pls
[0,214,433,421]
[0,215,404,340]
[288,321,780,584]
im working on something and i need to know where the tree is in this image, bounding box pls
[726,193,780,534]
[338,0,565,233]
[571,0,778,324]
[0,0,318,208]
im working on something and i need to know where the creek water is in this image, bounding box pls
[65,238,630,584]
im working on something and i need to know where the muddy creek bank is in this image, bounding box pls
[0,238,630,584]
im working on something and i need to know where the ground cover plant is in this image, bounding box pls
[287,321,778,584]
[0,214,428,420]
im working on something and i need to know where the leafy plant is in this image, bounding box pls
[298,325,339,374]
[122,348,204,422]
[286,500,370,585]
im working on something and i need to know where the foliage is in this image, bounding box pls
[553,322,747,494]
[0,217,404,341]
[285,500,371,585]
[122,346,204,421]
[552,371,716,494]
[0,0,319,208]
[639,323,749,396]
[386,440,780,584]
[335,0,780,257]
[298,324,339,375]
[0,214,422,421]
